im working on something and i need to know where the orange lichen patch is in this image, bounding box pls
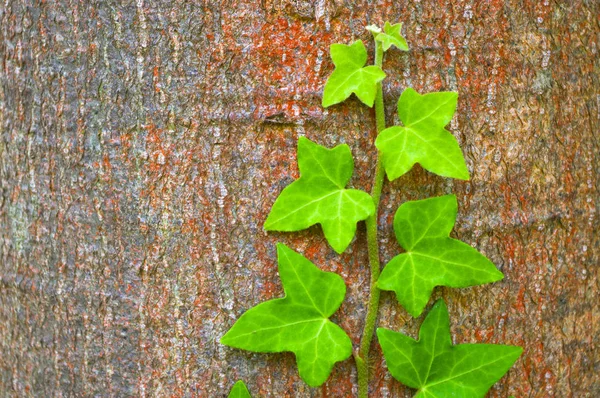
[254,17,332,89]
[304,242,322,260]
[249,17,335,120]
[152,65,161,93]
[139,123,182,212]
[260,279,280,300]
[474,326,495,342]
[181,217,200,235]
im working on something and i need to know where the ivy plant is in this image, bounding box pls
[221,22,522,397]
[378,300,523,397]
[264,137,374,254]
[377,195,504,317]
[375,88,469,180]
[221,244,352,387]
[322,40,386,107]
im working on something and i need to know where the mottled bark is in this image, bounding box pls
[1,1,598,397]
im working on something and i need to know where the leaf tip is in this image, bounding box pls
[440,193,458,204]
[375,327,388,340]
[504,345,525,366]
[406,306,425,318]
[331,244,347,255]
[403,86,418,96]
[297,135,314,154]
[220,330,233,347]
[457,169,471,181]
[515,345,524,356]
[321,96,334,108]
[263,216,275,231]
[492,267,505,282]
[351,39,365,48]
[228,380,252,398]
[431,298,448,312]
[275,242,291,256]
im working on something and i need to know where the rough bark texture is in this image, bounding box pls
[1,1,598,397]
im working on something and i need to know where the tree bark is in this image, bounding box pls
[1,0,598,396]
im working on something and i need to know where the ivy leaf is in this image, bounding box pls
[373,22,409,52]
[228,381,251,398]
[221,244,352,387]
[264,137,375,254]
[322,40,386,107]
[377,195,503,317]
[375,87,470,180]
[377,300,523,397]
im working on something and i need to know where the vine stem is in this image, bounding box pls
[355,38,386,398]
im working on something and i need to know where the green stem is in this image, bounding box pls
[356,38,386,398]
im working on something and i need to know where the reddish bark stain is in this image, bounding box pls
[249,17,335,120]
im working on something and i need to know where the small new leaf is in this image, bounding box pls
[228,381,251,398]
[322,40,386,107]
[221,244,352,387]
[374,22,409,52]
[264,137,375,254]
[377,300,523,397]
[375,87,470,180]
[378,195,503,317]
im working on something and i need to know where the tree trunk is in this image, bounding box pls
[1,1,597,396]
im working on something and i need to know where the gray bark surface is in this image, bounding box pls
[1,1,598,396]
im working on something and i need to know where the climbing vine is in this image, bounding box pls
[223,22,522,397]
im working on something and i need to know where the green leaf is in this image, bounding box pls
[322,40,386,107]
[377,195,503,317]
[228,380,252,398]
[221,244,352,387]
[377,300,523,397]
[374,22,409,52]
[375,87,470,180]
[264,137,375,254]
